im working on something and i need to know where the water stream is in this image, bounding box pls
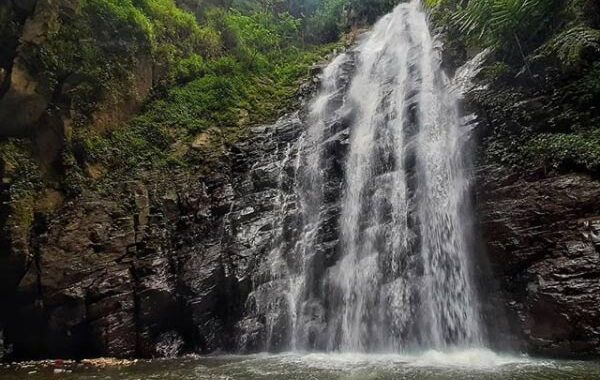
[248,0,488,354]
[2,353,600,380]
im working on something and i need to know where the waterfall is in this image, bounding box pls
[244,0,486,354]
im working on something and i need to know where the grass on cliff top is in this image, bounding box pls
[3,0,350,201]
[81,45,336,172]
[76,8,339,175]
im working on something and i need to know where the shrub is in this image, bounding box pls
[526,128,600,172]
[534,26,600,71]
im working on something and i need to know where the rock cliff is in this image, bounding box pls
[478,168,600,358]
[465,47,600,356]
[1,0,600,362]
[0,86,322,359]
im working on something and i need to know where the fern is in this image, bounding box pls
[536,26,600,68]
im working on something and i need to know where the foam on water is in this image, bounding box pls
[197,350,570,378]
[274,350,531,369]
[3,354,599,380]
[409,349,530,368]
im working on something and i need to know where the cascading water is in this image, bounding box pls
[245,0,488,354]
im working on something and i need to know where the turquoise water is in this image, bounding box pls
[2,350,600,380]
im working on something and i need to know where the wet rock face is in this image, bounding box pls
[0,53,346,359]
[1,174,223,358]
[477,168,600,358]
[232,55,356,352]
[0,113,309,360]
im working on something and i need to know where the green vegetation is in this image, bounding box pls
[0,140,44,199]
[308,0,400,41]
[477,62,510,81]
[0,140,43,232]
[25,0,220,117]
[424,0,565,70]
[426,0,600,175]
[232,0,400,42]
[534,26,600,71]
[3,0,404,177]
[2,0,372,209]
[526,129,600,172]
[0,0,411,214]
[73,5,341,174]
[56,0,403,177]
[3,0,598,199]
[524,62,600,172]
[452,0,557,50]
[428,0,599,67]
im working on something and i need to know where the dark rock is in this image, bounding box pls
[12,0,38,13]
[477,169,600,358]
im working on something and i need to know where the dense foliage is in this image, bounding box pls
[64,0,407,175]
[71,2,346,174]
[428,0,600,175]
[1,0,406,203]
[231,0,400,42]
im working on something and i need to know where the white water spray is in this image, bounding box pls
[248,0,487,354]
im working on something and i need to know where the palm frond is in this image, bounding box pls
[452,0,554,47]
